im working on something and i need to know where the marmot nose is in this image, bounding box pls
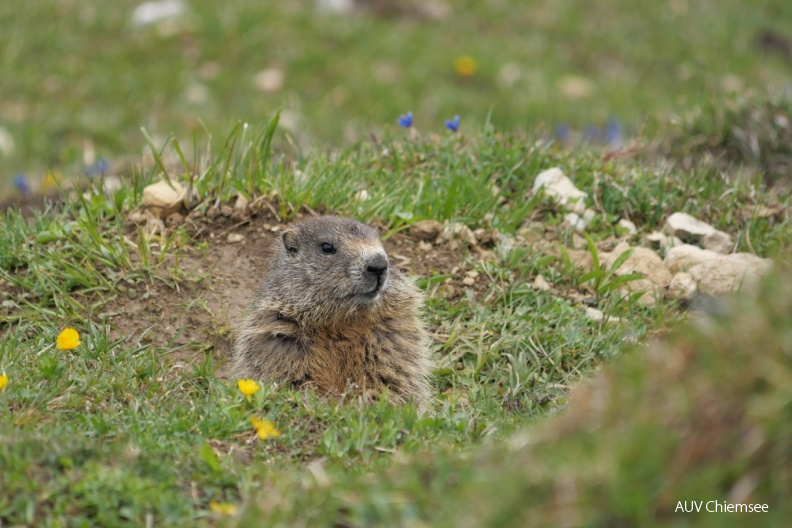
[365,255,389,278]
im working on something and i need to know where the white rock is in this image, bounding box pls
[585,307,622,323]
[409,220,443,242]
[564,208,596,233]
[604,242,673,307]
[617,218,637,235]
[185,83,209,104]
[141,180,185,219]
[418,0,452,20]
[103,175,122,196]
[315,0,354,14]
[441,223,477,246]
[557,75,594,99]
[497,63,521,88]
[462,277,476,286]
[689,256,772,295]
[668,272,697,302]
[142,180,184,207]
[532,167,588,214]
[533,274,551,291]
[354,189,370,202]
[664,244,772,295]
[585,307,605,322]
[664,212,733,254]
[131,0,186,27]
[254,68,285,93]
[0,126,15,157]
[605,242,672,285]
[235,194,249,210]
[664,244,723,272]
[227,233,244,243]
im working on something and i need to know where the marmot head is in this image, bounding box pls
[272,217,391,319]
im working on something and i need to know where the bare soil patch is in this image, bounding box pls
[103,203,474,367]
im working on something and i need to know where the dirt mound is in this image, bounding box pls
[103,205,471,368]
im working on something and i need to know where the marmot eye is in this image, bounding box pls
[320,242,336,254]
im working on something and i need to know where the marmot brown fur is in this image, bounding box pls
[230,216,433,411]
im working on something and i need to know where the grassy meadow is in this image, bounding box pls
[1,0,792,526]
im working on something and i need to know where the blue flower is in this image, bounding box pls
[605,117,623,148]
[13,174,30,195]
[445,115,460,132]
[398,112,413,128]
[555,123,570,143]
[85,157,110,177]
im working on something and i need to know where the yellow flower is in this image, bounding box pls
[237,379,261,396]
[453,56,478,78]
[251,416,281,440]
[0,372,7,391]
[209,501,238,516]
[56,328,80,350]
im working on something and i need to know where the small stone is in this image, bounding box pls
[141,180,185,219]
[103,175,122,196]
[585,307,622,323]
[418,0,451,20]
[220,205,233,217]
[668,272,697,302]
[418,241,433,252]
[254,68,285,93]
[532,167,588,213]
[186,83,209,104]
[465,270,479,279]
[533,274,551,291]
[557,75,594,99]
[585,307,604,322]
[354,189,370,201]
[564,209,595,233]
[315,0,354,14]
[564,213,586,232]
[441,222,477,246]
[473,228,501,247]
[0,126,15,157]
[227,233,244,243]
[462,277,476,286]
[131,0,186,27]
[235,194,249,210]
[664,212,733,254]
[617,218,637,235]
[410,220,444,242]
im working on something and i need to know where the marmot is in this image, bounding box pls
[230,216,433,411]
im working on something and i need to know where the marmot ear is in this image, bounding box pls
[282,229,299,255]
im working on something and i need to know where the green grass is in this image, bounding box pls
[2,2,792,523]
[1,118,791,524]
[2,0,792,189]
